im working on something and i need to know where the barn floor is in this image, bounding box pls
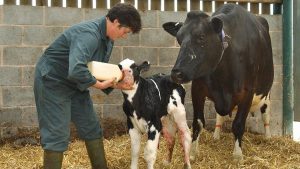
[0,130,300,169]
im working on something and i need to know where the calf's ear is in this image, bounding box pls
[138,61,150,72]
[211,15,224,34]
[162,22,183,37]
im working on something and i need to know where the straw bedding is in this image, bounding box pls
[0,129,299,169]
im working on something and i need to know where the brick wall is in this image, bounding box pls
[0,5,283,138]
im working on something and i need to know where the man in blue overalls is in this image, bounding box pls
[33,3,141,169]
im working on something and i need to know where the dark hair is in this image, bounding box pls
[106,3,142,34]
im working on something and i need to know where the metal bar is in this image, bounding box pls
[247,2,251,11]
[62,0,66,7]
[92,0,95,8]
[134,0,137,8]
[200,0,203,10]
[283,0,294,136]
[294,0,300,122]
[259,2,262,14]
[107,0,110,9]
[148,0,151,10]
[270,3,273,15]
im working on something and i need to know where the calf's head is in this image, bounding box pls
[163,11,225,83]
[117,58,150,89]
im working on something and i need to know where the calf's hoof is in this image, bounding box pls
[184,163,192,169]
[189,155,195,162]
[162,159,171,166]
[265,131,271,139]
[213,132,220,140]
[232,153,243,162]
[265,134,271,139]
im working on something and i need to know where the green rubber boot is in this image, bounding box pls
[85,138,108,169]
[43,150,63,169]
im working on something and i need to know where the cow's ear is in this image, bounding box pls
[162,22,183,37]
[211,16,223,34]
[138,61,150,72]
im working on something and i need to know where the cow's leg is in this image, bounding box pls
[232,95,252,161]
[190,80,206,161]
[260,96,271,138]
[161,116,176,165]
[172,105,192,169]
[128,119,141,169]
[144,124,160,169]
[213,113,225,139]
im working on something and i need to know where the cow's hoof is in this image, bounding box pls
[184,163,192,169]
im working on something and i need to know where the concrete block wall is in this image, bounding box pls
[0,5,283,139]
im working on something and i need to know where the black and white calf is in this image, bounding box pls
[118,59,192,169]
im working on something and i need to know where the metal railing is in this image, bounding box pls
[0,0,283,14]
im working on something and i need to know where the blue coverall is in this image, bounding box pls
[34,17,114,152]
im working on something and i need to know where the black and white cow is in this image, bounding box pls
[118,58,192,169]
[162,4,274,160]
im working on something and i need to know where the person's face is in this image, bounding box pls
[108,19,132,41]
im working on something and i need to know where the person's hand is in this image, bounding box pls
[92,78,117,89]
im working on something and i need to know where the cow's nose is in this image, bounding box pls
[171,69,184,83]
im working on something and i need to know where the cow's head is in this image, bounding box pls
[163,11,225,83]
[118,58,150,90]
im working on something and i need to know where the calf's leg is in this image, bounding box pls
[161,116,176,165]
[213,114,225,140]
[173,107,192,169]
[144,125,160,169]
[260,96,271,138]
[262,107,271,138]
[129,128,141,169]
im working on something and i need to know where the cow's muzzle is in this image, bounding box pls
[171,69,186,84]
